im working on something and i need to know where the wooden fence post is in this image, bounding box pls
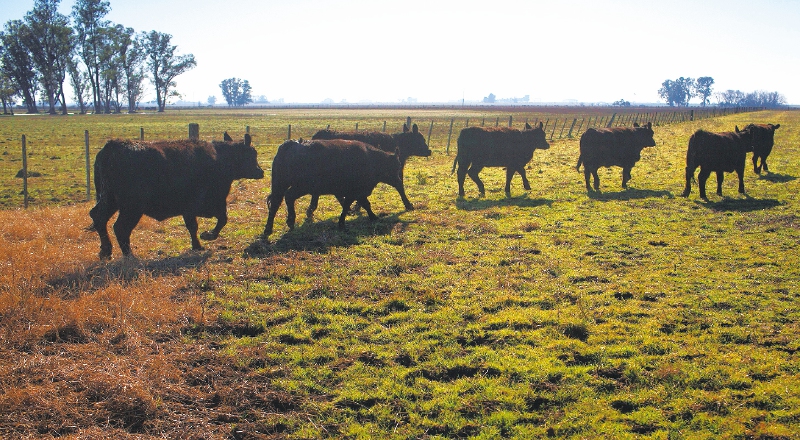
[606,113,617,128]
[406,117,412,129]
[567,118,577,138]
[550,119,557,140]
[287,124,292,140]
[559,119,568,139]
[189,123,199,140]
[84,130,91,201]
[140,127,144,140]
[246,125,250,134]
[446,119,454,155]
[495,117,499,127]
[355,122,359,131]
[22,135,28,209]
[508,115,513,127]
[427,121,434,147]
[382,121,386,132]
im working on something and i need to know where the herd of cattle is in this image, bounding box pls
[86,120,781,259]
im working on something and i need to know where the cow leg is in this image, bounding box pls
[681,166,696,197]
[284,188,302,230]
[391,181,414,211]
[467,165,486,196]
[263,192,284,237]
[89,197,117,259]
[200,207,227,241]
[358,197,378,221]
[591,169,601,192]
[697,168,711,200]
[183,215,204,251]
[337,197,353,229]
[762,158,769,173]
[113,209,142,257]
[736,167,746,194]
[583,169,592,191]
[505,168,515,196]
[621,167,632,189]
[456,163,468,197]
[306,194,319,221]
[752,155,762,174]
[519,167,531,190]
[715,171,724,196]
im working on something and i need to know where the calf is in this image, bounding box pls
[681,126,754,200]
[452,122,549,197]
[88,134,264,259]
[310,123,431,213]
[576,122,656,191]
[745,123,780,174]
[263,139,403,237]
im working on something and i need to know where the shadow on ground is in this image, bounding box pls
[455,194,554,211]
[42,252,210,298]
[245,213,405,257]
[587,188,674,201]
[702,196,784,212]
[758,172,796,183]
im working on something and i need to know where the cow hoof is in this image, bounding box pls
[404,204,415,211]
[98,252,112,260]
[200,231,218,240]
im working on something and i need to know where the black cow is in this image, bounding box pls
[681,126,754,200]
[263,139,403,237]
[88,134,264,259]
[452,122,549,197]
[576,122,656,191]
[310,123,431,213]
[745,123,781,174]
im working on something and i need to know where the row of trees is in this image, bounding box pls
[219,77,253,107]
[0,0,196,114]
[658,76,785,108]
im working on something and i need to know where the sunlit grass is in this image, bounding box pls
[0,108,798,438]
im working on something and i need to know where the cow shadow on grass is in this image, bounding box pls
[701,196,783,212]
[455,194,554,211]
[245,213,405,256]
[40,252,210,298]
[587,188,674,201]
[758,172,796,183]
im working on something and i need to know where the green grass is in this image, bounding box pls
[0,108,798,438]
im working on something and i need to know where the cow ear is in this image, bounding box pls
[244,133,252,146]
[537,122,543,130]
[412,123,419,133]
[403,124,409,133]
[633,122,640,127]
[525,122,532,129]
[774,124,781,130]
[646,122,652,130]
[735,126,740,133]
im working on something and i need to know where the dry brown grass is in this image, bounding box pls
[0,204,287,438]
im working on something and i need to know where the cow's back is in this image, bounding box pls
[312,130,396,153]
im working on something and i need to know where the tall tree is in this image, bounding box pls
[694,77,714,107]
[117,28,145,113]
[0,20,39,113]
[72,0,110,113]
[142,30,196,112]
[658,77,694,107]
[219,77,253,106]
[25,0,73,115]
[67,56,90,114]
[0,71,17,114]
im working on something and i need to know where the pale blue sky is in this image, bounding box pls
[2,0,799,104]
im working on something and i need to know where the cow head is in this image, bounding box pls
[523,121,550,150]
[633,122,656,149]
[394,123,432,158]
[215,134,265,180]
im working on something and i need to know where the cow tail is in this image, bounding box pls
[576,154,583,172]
[450,153,459,175]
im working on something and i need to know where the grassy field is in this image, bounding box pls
[0,108,797,439]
